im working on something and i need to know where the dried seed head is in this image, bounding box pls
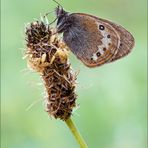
[25,20,77,120]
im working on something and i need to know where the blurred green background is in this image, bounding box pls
[1,0,147,147]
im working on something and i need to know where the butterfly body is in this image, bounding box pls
[55,7,135,67]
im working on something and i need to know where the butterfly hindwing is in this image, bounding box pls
[93,18,134,63]
[80,13,135,62]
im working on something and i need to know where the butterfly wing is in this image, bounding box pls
[63,13,134,67]
[97,18,135,62]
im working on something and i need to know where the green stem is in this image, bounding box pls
[65,118,88,148]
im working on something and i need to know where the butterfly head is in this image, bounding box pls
[55,6,70,33]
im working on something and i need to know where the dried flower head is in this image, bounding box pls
[25,20,77,120]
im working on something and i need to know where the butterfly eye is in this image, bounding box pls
[57,16,63,25]
[99,25,105,30]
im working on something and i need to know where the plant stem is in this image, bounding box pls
[65,118,88,148]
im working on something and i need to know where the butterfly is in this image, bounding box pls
[54,4,135,67]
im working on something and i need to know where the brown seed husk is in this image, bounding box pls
[25,20,77,120]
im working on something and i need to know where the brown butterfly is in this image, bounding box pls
[54,4,135,67]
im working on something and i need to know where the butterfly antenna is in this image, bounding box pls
[49,17,58,25]
[43,0,63,25]
[43,10,55,18]
[52,0,63,8]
